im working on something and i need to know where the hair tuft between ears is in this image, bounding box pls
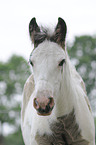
[29,17,67,49]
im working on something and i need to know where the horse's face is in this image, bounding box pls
[29,17,67,116]
[30,41,66,116]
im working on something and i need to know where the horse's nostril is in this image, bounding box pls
[34,98,39,109]
[48,97,54,108]
[49,97,52,104]
[34,99,38,106]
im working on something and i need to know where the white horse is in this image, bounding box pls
[21,17,95,145]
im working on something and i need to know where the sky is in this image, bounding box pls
[0,0,96,62]
[0,0,96,135]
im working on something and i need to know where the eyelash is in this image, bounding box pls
[30,61,34,66]
[29,59,34,66]
[59,59,65,66]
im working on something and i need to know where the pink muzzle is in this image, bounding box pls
[33,90,54,116]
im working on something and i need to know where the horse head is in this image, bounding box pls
[29,17,67,116]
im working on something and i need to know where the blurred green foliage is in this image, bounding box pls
[4,127,24,145]
[68,36,96,96]
[95,117,96,143]
[0,55,31,145]
[0,35,96,144]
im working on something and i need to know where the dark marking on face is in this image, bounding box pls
[35,109,89,145]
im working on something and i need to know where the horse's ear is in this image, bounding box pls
[52,17,67,48]
[29,17,40,43]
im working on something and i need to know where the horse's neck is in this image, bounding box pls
[55,58,82,117]
[55,81,74,117]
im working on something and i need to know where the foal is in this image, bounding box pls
[21,17,95,145]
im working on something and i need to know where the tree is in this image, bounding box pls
[0,55,31,145]
[67,35,96,114]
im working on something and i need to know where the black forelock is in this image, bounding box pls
[33,27,55,48]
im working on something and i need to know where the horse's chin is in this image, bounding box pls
[37,111,52,116]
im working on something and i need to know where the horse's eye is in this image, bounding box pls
[29,60,34,66]
[59,59,65,66]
